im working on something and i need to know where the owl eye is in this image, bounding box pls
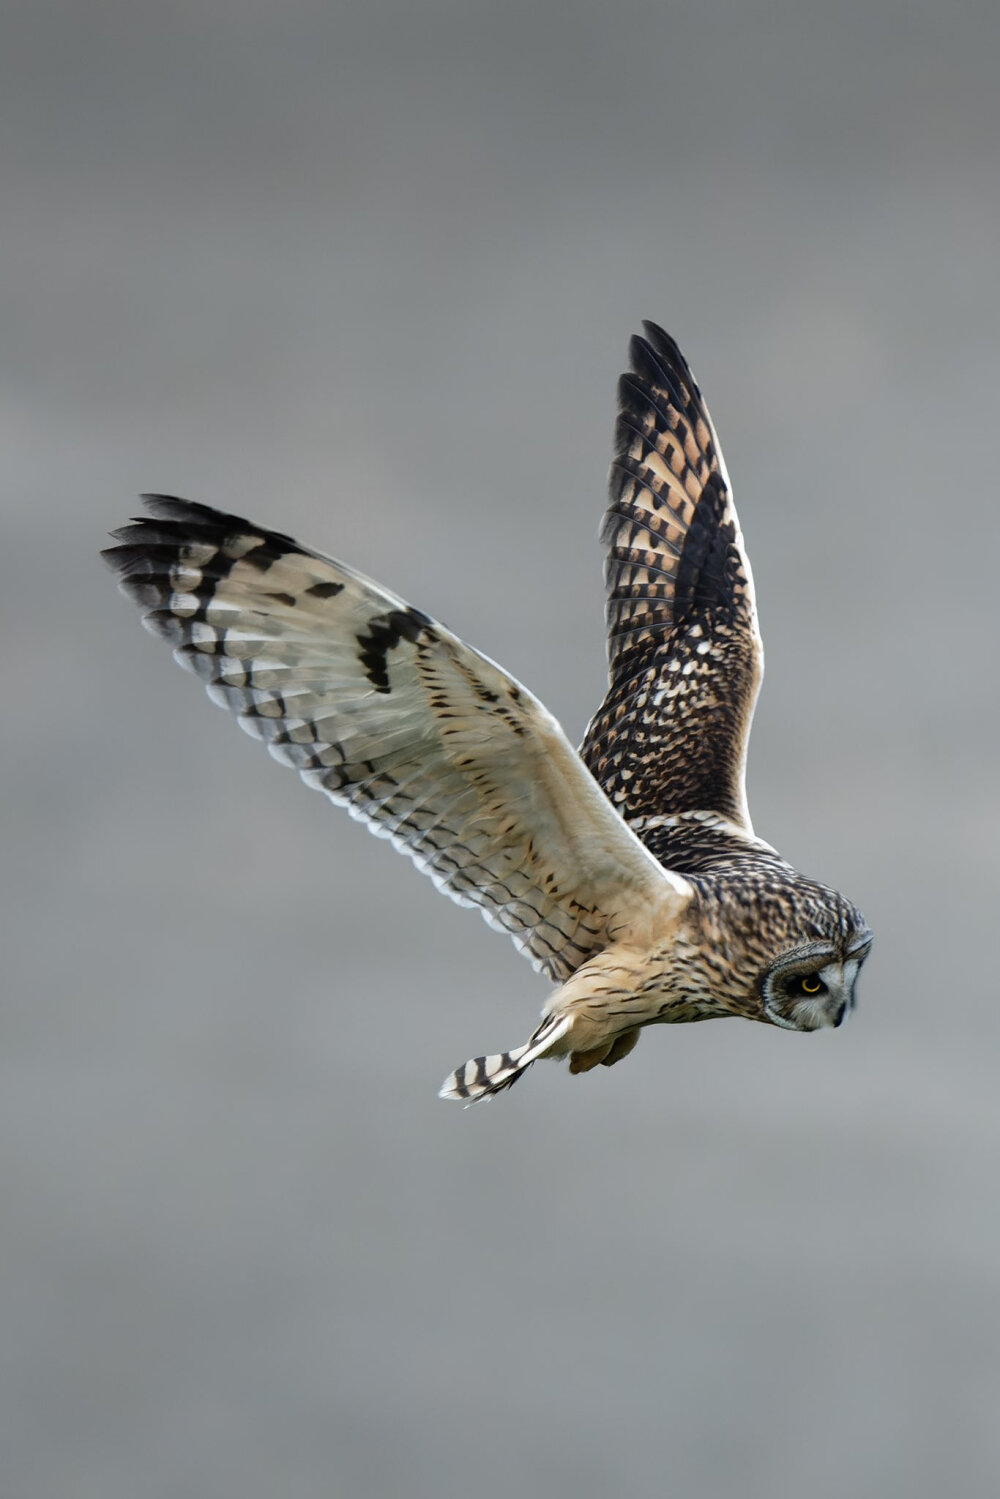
[798,975,824,995]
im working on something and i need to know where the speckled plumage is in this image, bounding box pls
[103,323,871,1103]
[582,323,761,840]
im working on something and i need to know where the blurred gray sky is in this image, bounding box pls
[3,3,1000,1496]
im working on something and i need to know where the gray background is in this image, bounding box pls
[3,3,999,1496]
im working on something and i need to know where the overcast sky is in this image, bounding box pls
[3,4,1000,1497]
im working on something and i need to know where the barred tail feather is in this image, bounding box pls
[439,1016,573,1104]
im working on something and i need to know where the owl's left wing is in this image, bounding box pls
[580,323,764,837]
[104,497,690,983]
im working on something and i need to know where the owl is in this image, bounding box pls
[104,322,871,1102]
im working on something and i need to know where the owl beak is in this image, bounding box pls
[817,960,852,1028]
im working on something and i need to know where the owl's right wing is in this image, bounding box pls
[104,496,690,984]
[580,324,764,838]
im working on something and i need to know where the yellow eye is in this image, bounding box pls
[800,975,822,994]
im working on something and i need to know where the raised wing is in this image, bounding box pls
[104,496,690,982]
[580,323,763,839]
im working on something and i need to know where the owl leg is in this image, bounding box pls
[568,1026,641,1073]
[568,1044,610,1073]
[601,1026,642,1067]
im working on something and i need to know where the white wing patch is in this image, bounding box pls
[105,496,690,982]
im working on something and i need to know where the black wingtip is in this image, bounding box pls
[139,493,253,530]
[102,495,220,549]
[101,493,315,599]
[140,493,221,519]
[628,330,690,408]
[641,322,694,379]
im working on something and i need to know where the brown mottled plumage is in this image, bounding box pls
[582,323,761,837]
[103,323,871,1103]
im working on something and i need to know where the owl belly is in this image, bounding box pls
[538,941,720,1064]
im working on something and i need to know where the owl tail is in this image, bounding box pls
[438,1015,573,1104]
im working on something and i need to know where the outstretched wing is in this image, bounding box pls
[580,323,763,837]
[104,497,690,983]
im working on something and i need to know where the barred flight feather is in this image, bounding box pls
[581,322,764,840]
[103,496,688,987]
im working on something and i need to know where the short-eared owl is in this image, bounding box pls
[104,324,871,1102]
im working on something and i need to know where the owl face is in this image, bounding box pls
[760,935,872,1031]
[693,874,871,1032]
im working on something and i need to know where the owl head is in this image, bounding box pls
[698,871,872,1032]
[756,878,871,1032]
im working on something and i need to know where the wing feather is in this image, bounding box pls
[105,496,690,981]
[581,324,763,839]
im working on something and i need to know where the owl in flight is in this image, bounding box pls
[105,323,871,1102]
